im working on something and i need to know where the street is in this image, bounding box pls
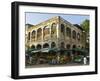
[26,62,89,68]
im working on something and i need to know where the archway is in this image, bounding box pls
[51,42,56,48]
[31,45,35,49]
[36,44,42,49]
[72,45,76,54]
[72,30,76,39]
[61,24,65,35]
[43,43,49,48]
[37,28,42,40]
[51,23,56,37]
[61,42,65,48]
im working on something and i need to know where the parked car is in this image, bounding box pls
[73,55,84,63]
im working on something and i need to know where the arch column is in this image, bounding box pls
[28,32,31,46]
[56,23,59,48]
[48,25,51,38]
[56,24,59,39]
[41,28,44,49]
[64,25,66,39]
[50,24,52,48]
[35,30,37,41]
[42,28,44,41]
[30,32,32,43]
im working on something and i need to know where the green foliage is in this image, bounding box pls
[80,19,89,33]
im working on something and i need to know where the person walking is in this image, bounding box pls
[57,55,60,64]
[83,56,87,65]
[29,56,32,64]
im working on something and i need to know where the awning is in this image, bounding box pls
[41,48,58,53]
[72,48,81,51]
[31,49,41,53]
[72,48,88,55]
[31,48,58,53]
[41,48,49,53]
[31,48,88,54]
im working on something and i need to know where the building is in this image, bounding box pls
[25,16,86,51]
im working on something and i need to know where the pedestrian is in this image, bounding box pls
[57,55,60,64]
[83,56,87,65]
[52,58,56,64]
[29,56,32,64]
[71,54,74,62]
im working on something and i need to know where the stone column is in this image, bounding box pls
[36,30,37,42]
[56,23,59,48]
[42,28,44,49]
[64,26,66,40]
[30,32,31,43]
[50,24,52,48]
[57,24,59,39]
[25,31,27,44]
[28,32,31,47]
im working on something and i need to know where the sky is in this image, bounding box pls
[25,12,89,25]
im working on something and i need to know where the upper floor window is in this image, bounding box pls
[37,28,42,38]
[66,27,71,37]
[61,24,65,35]
[61,42,65,48]
[51,23,56,35]
[31,30,36,38]
[66,44,70,49]
[43,26,50,37]
[28,32,30,40]
[72,30,76,39]
[77,33,80,41]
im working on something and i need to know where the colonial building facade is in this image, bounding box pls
[25,16,86,50]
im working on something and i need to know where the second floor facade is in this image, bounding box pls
[25,16,86,48]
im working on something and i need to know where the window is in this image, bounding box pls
[28,32,30,40]
[72,30,76,39]
[73,45,76,48]
[61,42,65,48]
[43,26,50,37]
[77,33,80,40]
[51,42,56,48]
[51,23,56,35]
[61,24,65,35]
[78,45,80,48]
[37,28,42,40]
[66,44,70,49]
[31,30,36,39]
[66,44,71,56]
[32,30,35,36]
[72,45,76,54]
[66,27,71,37]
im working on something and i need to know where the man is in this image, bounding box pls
[57,55,60,64]
[29,56,32,64]
[83,56,87,65]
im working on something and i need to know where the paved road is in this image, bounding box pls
[26,63,89,68]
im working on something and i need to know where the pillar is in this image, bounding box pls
[56,23,59,48]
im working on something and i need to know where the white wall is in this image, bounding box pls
[0,0,99,81]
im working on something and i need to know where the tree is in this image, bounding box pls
[80,19,90,50]
[80,19,89,33]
